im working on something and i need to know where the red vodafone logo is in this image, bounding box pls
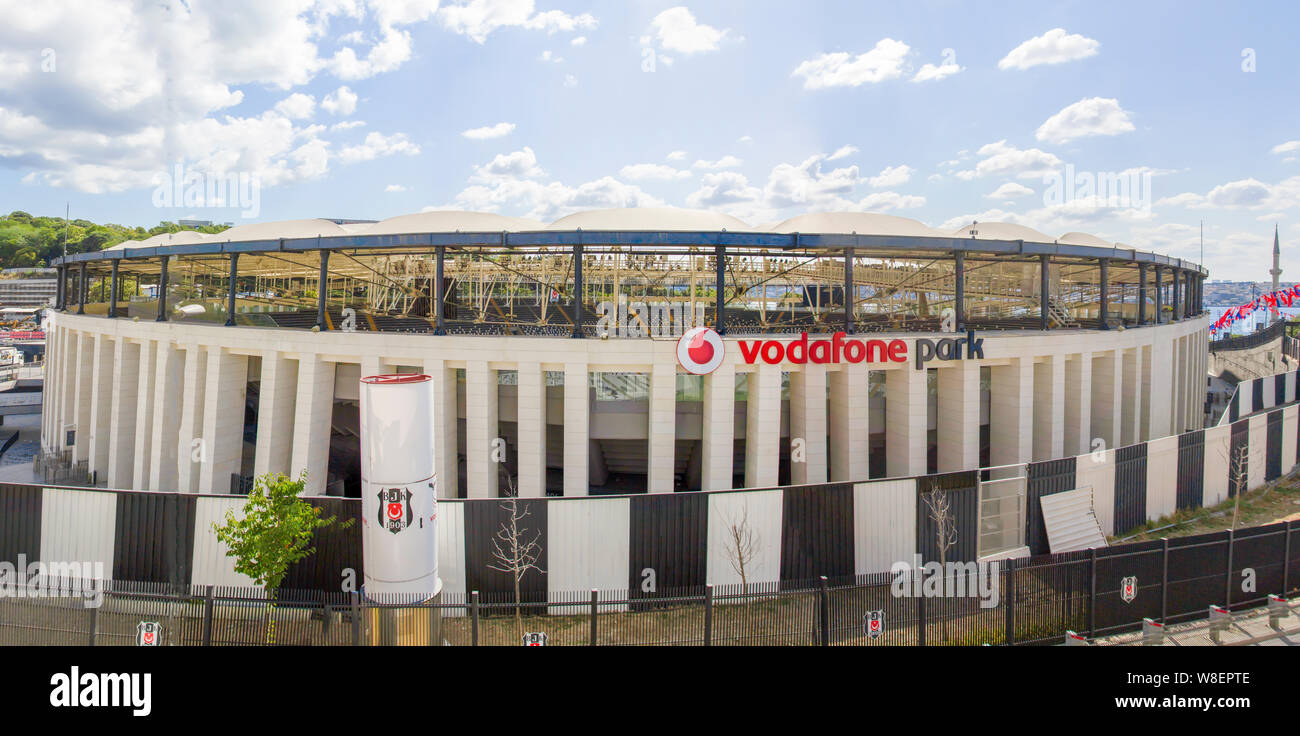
[677,327,725,375]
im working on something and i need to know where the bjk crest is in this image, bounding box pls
[522,632,548,646]
[137,621,161,646]
[864,610,884,639]
[1120,576,1137,603]
[378,486,414,534]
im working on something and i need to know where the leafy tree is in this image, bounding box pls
[212,471,351,644]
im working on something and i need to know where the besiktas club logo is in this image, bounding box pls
[676,326,725,375]
[379,486,414,534]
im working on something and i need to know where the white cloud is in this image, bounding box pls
[792,39,910,89]
[987,182,1034,200]
[448,149,663,221]
[1272,141,1300,155]
[667,150,688,161]
[472,146,546,180]
[385,184,408,192]
[868,164,913,188]
[438,1,597,44]
[619,163,692,181]
[539,50,563,63]
[461,121,516,140]
[686,171,763,208]
[911,62,962,82]
[954,140,1062,181]
[330,120,366,132]
[321,86,359,116]
[693,155,743,170]
[737,135,754,145]
[273,93,316,120]
[998,28,1100,71]
[338,131,421,163]
[570,35,586,46]
[827,144,858,161]
[648,6,728,54]
[1035,97,1135,144]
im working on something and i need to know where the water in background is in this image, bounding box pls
[1206,305,1300,336]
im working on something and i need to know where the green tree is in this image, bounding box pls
[212,471,352,644]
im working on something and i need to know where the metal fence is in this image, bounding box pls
[2,519,1295,646]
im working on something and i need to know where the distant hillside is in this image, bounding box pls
[1203,281,1300,305]
[0,211,230,270]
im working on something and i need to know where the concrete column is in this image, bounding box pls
[788,366,828,485]
[58,328,76,448]
[1120,348,1141,447]
[701,363,735,490]
[1090,351,1122,451]
[1064,353,1092,456]
[106,340,140,488]
[990,356,1034,467]
[72,334,93,462]
[563,362,589,496]
[465,360,499,498]
[828,363,869,481]
[427,359,458,499]
[199,348,249,493]
[1172,335,1186,433]
[176,345,208,491]
[253,351,297,480]
[647,354,678,493]
[937,361,980,472]
[1146,338,1172,439]
[515,361,546,497]
[149,341,184,491]
[1032,355,1066,461]
[885,366,927,477]
[291,355,335,496]
[131,340,158,489]
[744,364,781,488]
[86,334,115,479]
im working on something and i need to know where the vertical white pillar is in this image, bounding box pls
[515,361,546,497]
[72,334,93,462]
[59,328,76,449]
[886,366,928,477]
[199,348,249,493]
[1031,354,1066,461]
[1147,339,1172,439]
[1064,352,1092,455]
[828,363,869,481]
[87,334,115,479]
[427,358,459,499]
[563,362,589,496]
[990,356,1034,467]
[149,341,183,491]
[1120,348,1140,447]
[176,345,207,492]
[132,340,157,489]
[253,350,297,480]
[465,360,499,498]
[291,355,335,496]
[938,361,981,471]
[647,354,678,493]
[1090,351,1122,451]
[701,363,735,490]
[788,365,828,484]
[106,340,140,488]
[744,364,781,488]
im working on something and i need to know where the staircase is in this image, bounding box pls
[1039,487,1107,554]
[1046,296,1079,328]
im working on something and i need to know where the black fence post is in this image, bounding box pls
[589,589,598,646]
[350,592,362,646]
[202,585,215,646]
[1004,558,1017,645]
[703,584,713,646]
[918,591,926,647]
[1088,547,1098,637]
[87,605,98,646]
[1225,529,1235,610]
[1284,523,1292,596]
[818,576,830,646]
[471,591,480,646]
[1160,538,1169,623]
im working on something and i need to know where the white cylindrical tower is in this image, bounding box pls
[359,374,441,600]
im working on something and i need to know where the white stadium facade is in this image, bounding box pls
[43,208,1210,508]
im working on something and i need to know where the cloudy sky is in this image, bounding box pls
[0,0,1296,280]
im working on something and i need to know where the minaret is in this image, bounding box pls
[1270,224,1282,324]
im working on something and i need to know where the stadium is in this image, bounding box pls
[43,208,1209,510]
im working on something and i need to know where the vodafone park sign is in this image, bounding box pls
[677,328,986,375]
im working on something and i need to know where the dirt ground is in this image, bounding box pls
[1115,471,1300,543]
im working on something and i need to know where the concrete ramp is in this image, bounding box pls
[1040,487,1107,554]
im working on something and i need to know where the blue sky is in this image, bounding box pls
[1,0,1298,280]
